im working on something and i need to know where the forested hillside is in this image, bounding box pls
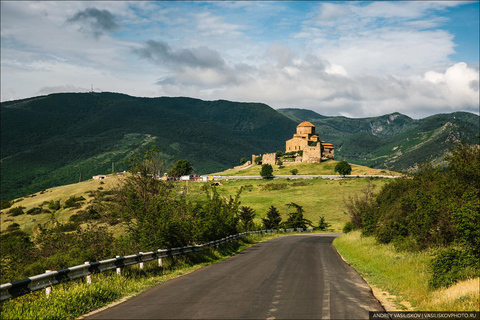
[278,108,479,171]
[1,93,296,200]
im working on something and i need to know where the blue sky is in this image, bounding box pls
[1,1,478,118]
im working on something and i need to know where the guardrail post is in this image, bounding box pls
[139,252,144,270]
[158,249,163,267]
[85,262,92,284]
[45,270,52,298]
[116,256,121,276]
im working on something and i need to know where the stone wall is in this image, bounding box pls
[262,153,277,165]
[302,145,322,163]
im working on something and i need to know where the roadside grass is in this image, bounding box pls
[213,161,400,177]
[0,233,284,320]
[333,231,480,311]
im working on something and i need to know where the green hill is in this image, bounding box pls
[1,93,296,200]
[278,108,479,172]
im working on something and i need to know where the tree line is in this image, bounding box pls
[343,141,479,289]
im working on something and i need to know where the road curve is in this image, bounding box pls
[85,234,384,319]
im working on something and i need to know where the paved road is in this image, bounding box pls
[85,234,384,319]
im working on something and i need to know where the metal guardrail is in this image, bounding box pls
[0,228,313,302]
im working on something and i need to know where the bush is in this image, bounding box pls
[64,196,86,209]
[6,223,20,232]
[69,206,101,223]
[8,206,25,216]
[1,200,13,209]
[291,169,298,175]
[342,221,355,233]
[262,183,287,191]
[26,207,43,215]
[48,200,61,211]
[429,248,463,289]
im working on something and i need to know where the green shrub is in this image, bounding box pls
[429,248,463,289]
[64,196,86,209]
[1,199,13,209]
[262,183,287,191]
[26,207,43,215]
[342,221,355,233]
[8,206,25,216]
[6,223,20,232]
[290,168,298,175]
[48,200,61,211]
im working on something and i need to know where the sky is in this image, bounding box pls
[1,1,479,119]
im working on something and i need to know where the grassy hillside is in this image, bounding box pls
[1,173,392,235]
[278,109,479,172]
[1,93,297,200]
[214,160,399,176]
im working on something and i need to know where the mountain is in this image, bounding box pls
[1,92,296,200]
[2,93,477,200]
[278,108,479,171]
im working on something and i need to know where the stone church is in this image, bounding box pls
[285,121,334,163]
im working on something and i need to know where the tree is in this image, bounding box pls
[254,156,262,165]
[335,161,352,177]
[168,159,193,178]
[113,147,192,250]
[277,159,283,166]
[260,164,273,179]
[240,157,247,164]
[262,206,282,229]
[283,203,312,229]
[238,206,256,232]
[291,168,298,175]
[317,216,331,231]
[276,150,284,157]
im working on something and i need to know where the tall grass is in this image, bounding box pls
[0,233,280,320]
[333,231,479,311]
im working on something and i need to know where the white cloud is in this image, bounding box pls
[1,1,478,119]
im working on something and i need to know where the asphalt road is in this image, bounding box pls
[85,234,384,319]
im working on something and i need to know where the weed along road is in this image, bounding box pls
[85,234,384,319]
